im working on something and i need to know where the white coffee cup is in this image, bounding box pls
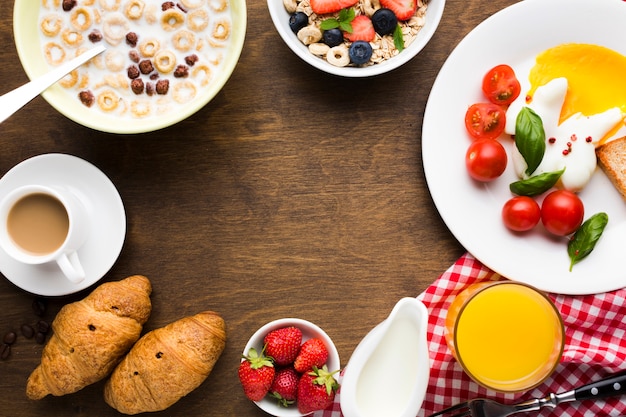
[0,185,90,283]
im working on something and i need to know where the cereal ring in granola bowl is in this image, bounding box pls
[267,0,445,77]
[14,0,246,133]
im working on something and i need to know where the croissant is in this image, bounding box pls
[26,275,152,400]
[104,311,226,415]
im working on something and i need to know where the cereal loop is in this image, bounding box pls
[187,9,209,32]
[124,0,145,19]
[103,13,129,46]
[172,80,197,104]
[192,64,211,87]
[212,20,230,41]
[172,30,196,52]
[42,0,61,8]
[98,0,121,11]
[59,69,79,88]
[180,0,205,9]
[70,7,92,31]
[44,42,67,65]
[40,14,63,37]
[131,100,152,118]
[97,90,120,112]
[144,3,158,24]
[161,9,185,32]
[62,29,84,48]
[154,49,177,74]
[139,38,160,57]
[208,0,227,12]
[326,45,350,67]
[105,50,126,72]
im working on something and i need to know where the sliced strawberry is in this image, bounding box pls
[310,0,359,15]
[343,15,375,43]
[380,0,418,21]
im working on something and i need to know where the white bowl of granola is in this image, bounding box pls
[267,0,444,77]
[13,0,246,134]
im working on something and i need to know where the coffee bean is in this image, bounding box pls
[32,298,47,317]
[3,331,17,345]
[0,344,10,360]
[21,324,35,339]
[35,332,46,345]
[37,320,50,334]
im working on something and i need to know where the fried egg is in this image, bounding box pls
[504,43,626,191]
[527,44,626,125]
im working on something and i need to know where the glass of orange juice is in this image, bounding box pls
[445,281,564,393]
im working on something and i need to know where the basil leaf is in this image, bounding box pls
[509,168,565,196]
[568,212,608,271]
[515,107,545,176]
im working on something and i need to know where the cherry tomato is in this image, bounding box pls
[482,64,521,105]
[502,196,541,232]
[464,103,507,140]
[540,190,584,236]
[465,138,507,182]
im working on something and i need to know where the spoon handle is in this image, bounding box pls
[0,44,106,124]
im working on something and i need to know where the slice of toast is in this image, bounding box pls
[596,136,626,200]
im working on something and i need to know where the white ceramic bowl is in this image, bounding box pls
[13,1,247,134]
[267,0,445,77]
[242,318,341,417]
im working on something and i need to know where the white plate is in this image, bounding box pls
[0,154,126,296]
[422,0,626,295]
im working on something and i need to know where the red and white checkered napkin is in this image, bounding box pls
[313,252,626,417]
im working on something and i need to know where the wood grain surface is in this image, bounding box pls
[0,0,515,415]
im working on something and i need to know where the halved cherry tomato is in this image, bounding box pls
[502,196,541,232]
[482,64,521,106]
[464,103,506,140]
[465,138,507,182]
[540,190,584,236]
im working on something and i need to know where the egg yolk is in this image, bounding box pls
[527,43,626,127]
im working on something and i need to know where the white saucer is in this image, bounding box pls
[0,154,126,296]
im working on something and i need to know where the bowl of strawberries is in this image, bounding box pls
[239,318,341,416]
[267,0,445,77]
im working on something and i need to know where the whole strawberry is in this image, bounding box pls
[294,338,329,373]
[269,367,299,407]
[264,326,303,366]
[238,347,275,402]
[297,366,339,414]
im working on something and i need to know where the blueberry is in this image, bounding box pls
[288,12,308,34]
[322,28,343,47]
[349,41,373,65]
[371,8,398,36]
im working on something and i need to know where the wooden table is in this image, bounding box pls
[0,0,516,415]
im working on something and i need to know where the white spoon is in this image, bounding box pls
[0,45,106,124]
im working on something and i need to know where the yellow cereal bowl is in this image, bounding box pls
[13,0,246,134]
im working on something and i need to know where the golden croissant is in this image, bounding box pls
[26,275,152,400]
[104,311,226,415]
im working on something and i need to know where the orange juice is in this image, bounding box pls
[445,282,564,392]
